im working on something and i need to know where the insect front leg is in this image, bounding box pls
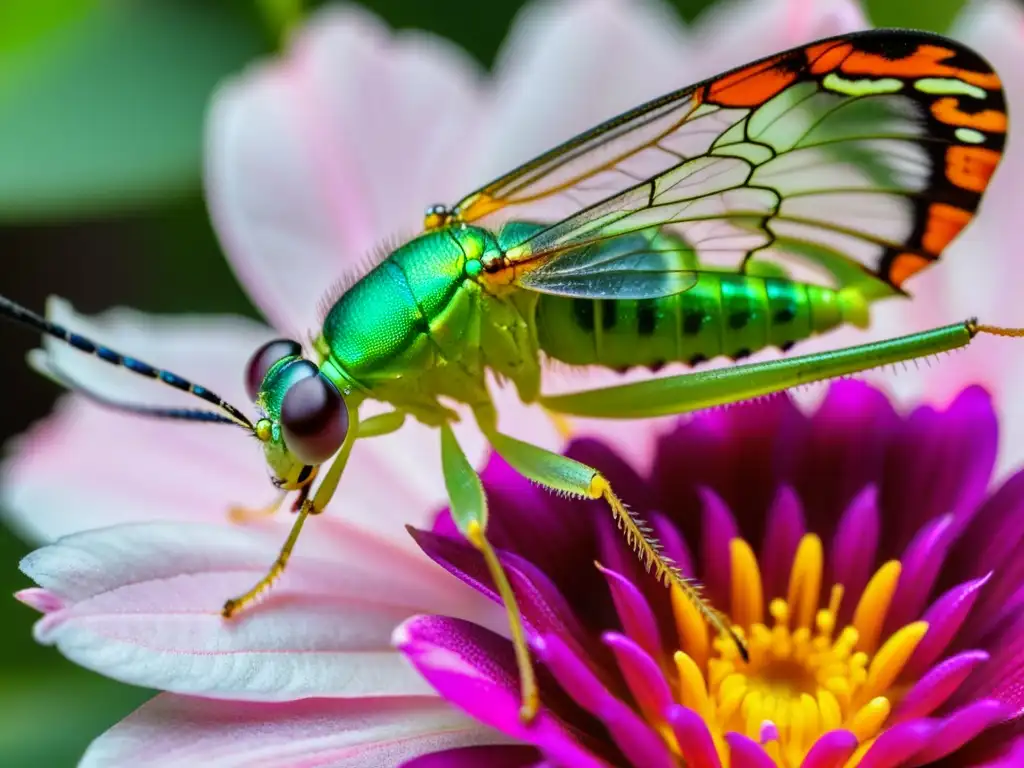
[438,423,539,723]
[481,427,746,661]
[222,417,360,617]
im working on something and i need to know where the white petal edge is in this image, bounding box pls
[81,693,509,768]
[21,521,503,700]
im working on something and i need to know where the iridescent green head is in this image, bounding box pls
[244,339,350,489]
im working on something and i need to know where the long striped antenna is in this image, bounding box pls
[1,295,254,431]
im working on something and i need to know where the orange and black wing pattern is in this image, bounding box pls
[442,30,1006,299]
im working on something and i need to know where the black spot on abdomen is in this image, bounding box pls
[573,299,595,332]
[637,300,657,336]
[682,310,705,335]
[601,299,618,330]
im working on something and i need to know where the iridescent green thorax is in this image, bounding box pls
[316,226,537,423]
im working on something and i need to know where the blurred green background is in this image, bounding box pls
[0,0,976,764]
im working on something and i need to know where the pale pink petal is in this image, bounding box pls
[15,587,64,613]
[20,522,502,700]
[689,0,869,79]
[205,4,484,336]
[0,300,512,549]
[81,693,505,768]
[470,0,691,186]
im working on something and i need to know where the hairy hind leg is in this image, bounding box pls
[481,426,747,661]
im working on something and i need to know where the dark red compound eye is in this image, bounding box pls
[280,373,349,464]
[245,339,302,400]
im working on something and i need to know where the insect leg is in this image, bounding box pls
[221,498,314,618]
[483,428,746,661]
[306,416,360,515]
[540,321,984,419]
[222,418,360,616]
[228,490,288,524]
[358,410,406,438]
[439,423,539,723]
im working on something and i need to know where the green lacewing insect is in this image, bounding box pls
[2,29,1017,721]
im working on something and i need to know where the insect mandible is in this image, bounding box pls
[2,29,1018,723]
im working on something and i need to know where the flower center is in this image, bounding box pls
[665,534,927,767]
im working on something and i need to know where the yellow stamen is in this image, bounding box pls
[674,650,713,721]
[621,533,938,766]
[852,560,902,654]
[544,408,575,441]
[858,621,928,705]
[672,582,710,669]
[817,688,842,731]
[730,538,764,628]
[787,534,823,629]
[847,696,891,742]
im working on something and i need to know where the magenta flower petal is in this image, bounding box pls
[597,566,663,661]
[800,730,858,768]
[905,575,991,679]
[973,735,1024,767]
[602,632,674,723]
[884,514,955,634]
[450,452,591,586]
[909,699,1011,764]
[830,485,880,623]
[881,387,997,552]
[400,745,541,768]
[408,380,1024,765]
[653,393,803,535]
[408,527,609,674]
[949,472,1024,639]
[895,650,990,723]
[723,732,774,768]
[592,511,678,641]
[666,705,721,768]
[394,617,608,768]
[699,486,739,609]
[532,634,673,768]
[787,380,895,528]
[648,510,695,578]
[857,721,934,768]
[965,612,1024,716]
[759,485,805,600]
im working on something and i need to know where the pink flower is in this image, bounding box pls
[4,0,1023,764]
[399,380,1024,765]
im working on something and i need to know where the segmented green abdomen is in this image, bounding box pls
[536,273,867,369]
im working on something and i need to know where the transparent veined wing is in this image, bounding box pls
[449,30,1006,300]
